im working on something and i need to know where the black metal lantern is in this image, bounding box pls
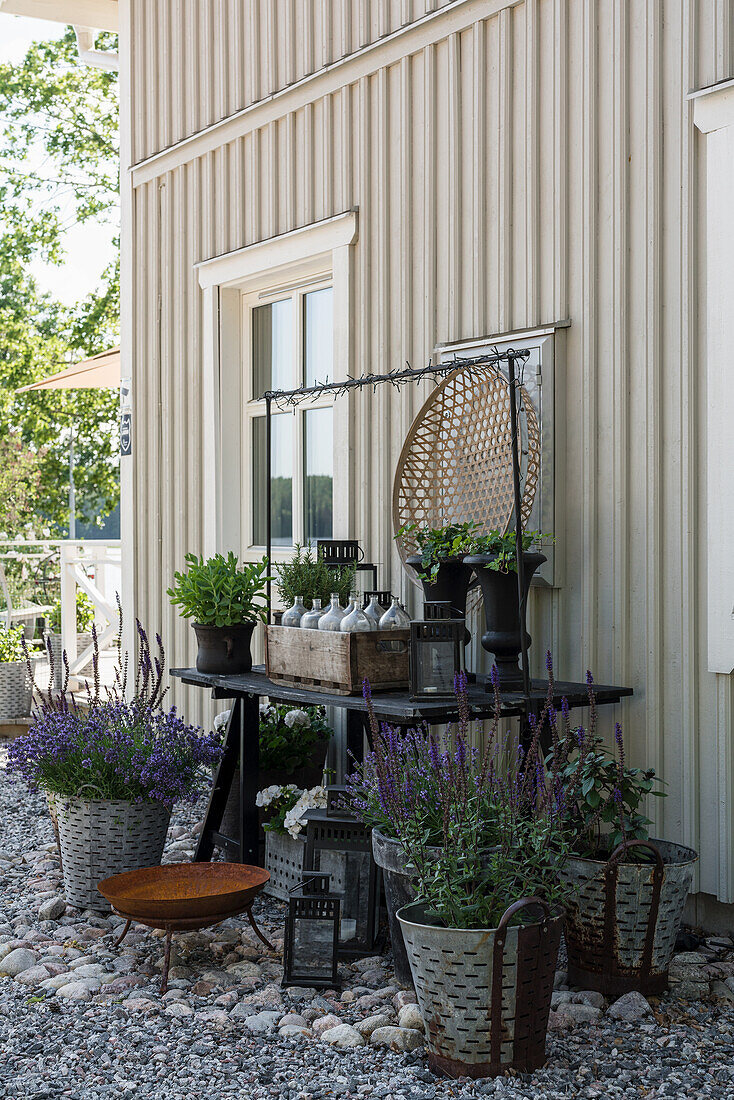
[410,618,465,700]
[423,600,454,620]
[303,806,380,958]
[282,873,340,989]
[317,540,378,592]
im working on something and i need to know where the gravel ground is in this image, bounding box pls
[2,749,734,1099]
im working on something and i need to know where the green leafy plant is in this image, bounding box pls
[466,529,550,573]
[48,590,95,634]
[552,730,666,860]
[0,624,25,663]
[396,521,482,583]
[259,703,332,773]
[275,543,354,610]
[167,552,269,627]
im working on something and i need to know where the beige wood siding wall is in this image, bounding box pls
[122,0,734,902]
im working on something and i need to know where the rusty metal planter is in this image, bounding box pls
[560,838,698,996]
[371,830,441,988]
[397,898,563,1078]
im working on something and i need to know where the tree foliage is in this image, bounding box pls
[0,28,120,535]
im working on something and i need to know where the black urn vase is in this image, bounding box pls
[405,555,475,622]
[463,551,546,689]
[192,622,256,674]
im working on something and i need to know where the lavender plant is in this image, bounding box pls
[348,662,586,930]
[7,608,222,807]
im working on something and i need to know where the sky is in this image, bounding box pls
[0,13,118,306]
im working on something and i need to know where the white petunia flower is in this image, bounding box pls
[284,708,311,730]
[213,709,231,732]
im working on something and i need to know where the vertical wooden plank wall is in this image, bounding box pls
[122,0,734,902]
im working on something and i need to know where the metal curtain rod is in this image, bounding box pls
[263,348,532,409]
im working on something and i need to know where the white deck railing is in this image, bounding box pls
[0,539,122,680]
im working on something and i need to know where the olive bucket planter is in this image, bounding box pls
[371,830,441,987]
[560,838,698,996]
[397,898,563,1078]
[55,795,171,911]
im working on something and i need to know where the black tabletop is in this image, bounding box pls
[171,666,632,723]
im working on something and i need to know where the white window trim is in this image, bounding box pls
[243,278,336,556]
[196,210,358,561]
[437,326,560,588]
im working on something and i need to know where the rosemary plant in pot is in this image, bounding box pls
[168,551,269,674]
[7,624,223,911]
[553,675,697,996]
[350,669,570,1079]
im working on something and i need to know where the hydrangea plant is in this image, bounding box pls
[257,783,327,838]
[258,703,332,773]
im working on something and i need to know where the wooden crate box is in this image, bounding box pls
[265,626,410,695]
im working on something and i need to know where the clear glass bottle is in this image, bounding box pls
[282,595,307,628]
[300,598,323,629]
[340,592,375,632]
[379,596,411,630]
[318,594,346,631]
[363,594,385,628]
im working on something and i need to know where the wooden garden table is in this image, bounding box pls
[171,666,632,869]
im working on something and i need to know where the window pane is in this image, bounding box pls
[304,287,333,387]
[253,299,292,398]
[304,407,333,542]
[252,414,293,546]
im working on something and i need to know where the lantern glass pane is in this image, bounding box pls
[415,639,456,695]
[292,917,335,981]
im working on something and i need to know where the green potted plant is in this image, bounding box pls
[274,542,354,613]
[45,590,96,689]
[464,529,548,688]
[0,623,37,721]
[256,782,328,899]
[554,673,698,996]
[350,669,570,1078]
[218,703,333,843]
[168,551,269,674]
[398,521,478,624]
[7,626,223,911]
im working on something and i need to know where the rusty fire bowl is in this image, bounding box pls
[97,862,270,926]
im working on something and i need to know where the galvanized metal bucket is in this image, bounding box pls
[371,830,442,988]
[561,838,698,996]
[55,795,170,911]
[397,898,563,1078]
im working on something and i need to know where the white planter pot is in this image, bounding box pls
[45,632,94,689]
[0,659,34,721]
[55,796,170,912]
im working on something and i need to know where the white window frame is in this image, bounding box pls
[437,326,562,588]
[243,278,336,556]
[195,211,358,565]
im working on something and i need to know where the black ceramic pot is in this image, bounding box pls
[193,622,256,675]
[464,551,546,690]
[406,555,475,625]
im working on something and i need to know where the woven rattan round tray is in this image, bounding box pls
[393,359,540,582]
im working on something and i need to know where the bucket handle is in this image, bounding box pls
[492,897,553,1066]
[496,896,552,934]
[603,839,665,982]
[606,839,664,870]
